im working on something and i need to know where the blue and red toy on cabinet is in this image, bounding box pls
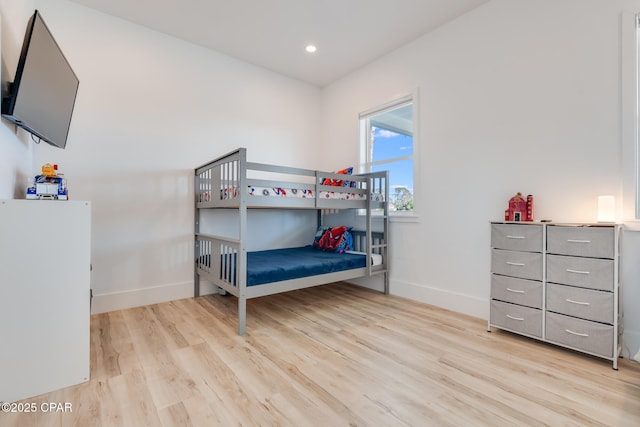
[26,163,68,200]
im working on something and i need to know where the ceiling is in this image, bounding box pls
[68,0,489,87]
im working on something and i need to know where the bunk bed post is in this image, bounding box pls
[383,170,390,294]
[238,148,248,335]
[194,170,201,297]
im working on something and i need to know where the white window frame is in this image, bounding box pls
[359,90,419,220]
[633,13,640,220]
[622,12,640,224]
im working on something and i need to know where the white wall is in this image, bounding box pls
[321,0,640,358]
[0,0,35,198]
[2,0,639,358]
[19,0,322,312]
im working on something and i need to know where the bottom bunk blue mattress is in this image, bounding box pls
[245,246,366,286]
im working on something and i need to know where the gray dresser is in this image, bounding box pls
[489,221,621,369]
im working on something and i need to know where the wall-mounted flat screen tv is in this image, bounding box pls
[1,10,79,149]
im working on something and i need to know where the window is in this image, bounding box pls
[622,12,640,221]
[360,95,415,214]
[636,14,640,219]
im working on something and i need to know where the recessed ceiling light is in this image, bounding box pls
[305,45,317,53]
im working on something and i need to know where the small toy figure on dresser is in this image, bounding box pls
[504,192,534,221]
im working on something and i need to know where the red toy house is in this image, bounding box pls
[505,192,534,222]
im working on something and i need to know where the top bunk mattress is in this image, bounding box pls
[200,185,384,203]
[247,186,384,201]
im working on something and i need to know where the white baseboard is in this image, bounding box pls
[390,279,488,320]
[91,281,194,314]
[623,329,640,361]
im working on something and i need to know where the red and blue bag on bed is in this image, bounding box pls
[313,226,353,254]
[321,167,356,188]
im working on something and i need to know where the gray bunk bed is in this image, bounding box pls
[194,148,389,335]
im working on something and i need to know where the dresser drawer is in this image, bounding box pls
[491,275,542,309]
[491,223,543,252]
[491,249,543,281]
[546,254,614,291]
[547,226,614,259]
[546,283,614,324]
[490,300,542,338]
[545,312,614,358]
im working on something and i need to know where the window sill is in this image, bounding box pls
[362,213,420,223]
[390,213,420,223]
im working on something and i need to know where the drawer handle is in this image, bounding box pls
[506,288,525,294]
[566,269,590,275]
[506,262,525,267]
[567,239,591,244]
[565,329,589,337]
[506,314,524,321]
[566,298,590,306]
[506,235,525,239]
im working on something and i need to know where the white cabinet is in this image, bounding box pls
[489,221,621,369]
[0,200,91,402]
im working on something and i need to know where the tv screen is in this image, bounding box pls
[1,10,79,149]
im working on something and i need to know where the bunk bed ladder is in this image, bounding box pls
[366,171,390,294]
[379,171,390,294]
[382,170,389,294]
[365,176,373,280]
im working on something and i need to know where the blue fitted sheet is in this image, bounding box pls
[245,246,366,286]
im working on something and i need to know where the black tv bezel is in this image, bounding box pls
[1,10,79,149]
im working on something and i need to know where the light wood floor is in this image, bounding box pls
[4,283,640,427]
